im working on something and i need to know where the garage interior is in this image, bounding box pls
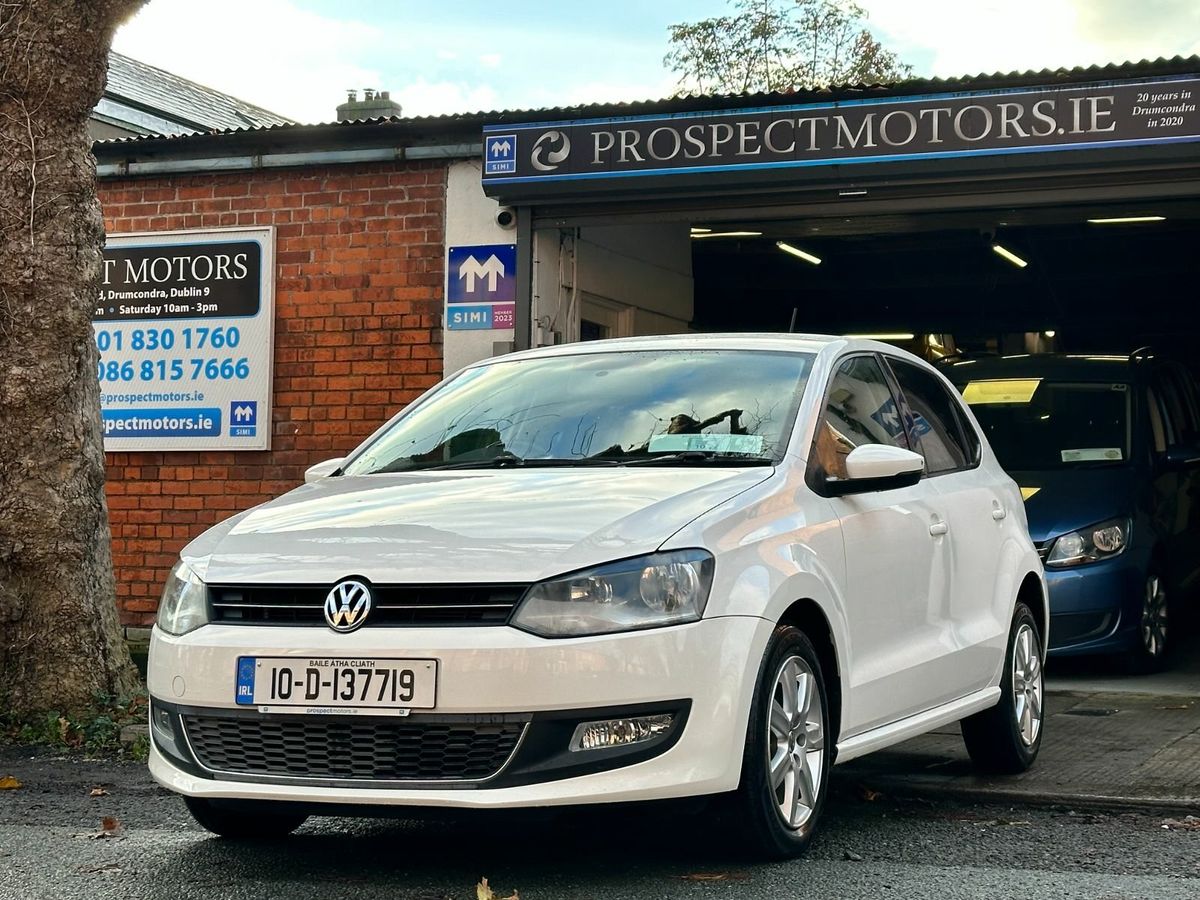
[687,198,1200,360]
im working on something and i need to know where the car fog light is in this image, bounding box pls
[150,703,174,740]
[569,714,674,752]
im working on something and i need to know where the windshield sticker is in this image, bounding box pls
[962,378,1042,405]
[648,434,766,455]
[1019,487,1041,501]
[1061,448,1123,463]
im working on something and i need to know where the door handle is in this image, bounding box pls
[929,521,949,536]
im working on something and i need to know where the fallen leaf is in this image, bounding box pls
[0,776,21,790]
[475,880,518,900]
[57,716,71,743]
[844,849,864,862]
[88,787,109,798]
[86,816,123,840]
[858,785,883,802]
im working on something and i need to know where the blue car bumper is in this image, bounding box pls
[1044,550,1148,657]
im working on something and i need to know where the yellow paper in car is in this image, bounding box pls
[1019,487,1041,501]
[962,379,1042,405]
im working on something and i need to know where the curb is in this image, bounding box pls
[844,773,1200,817]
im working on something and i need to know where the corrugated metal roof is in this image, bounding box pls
[104,51,295,135]
[95,55,1200,151]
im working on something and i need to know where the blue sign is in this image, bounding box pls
[484,134,517,174]
[447,244,516,303]
[447,304,495,330]
[101,407,222,438]
[235,657,256,705]
[230,400,258,438]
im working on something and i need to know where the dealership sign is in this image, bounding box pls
[482,77,1200,189]
[92,227,275,451]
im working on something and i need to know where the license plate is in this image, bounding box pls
[235,657,437,710]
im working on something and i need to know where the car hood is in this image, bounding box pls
[1011,467,1134,544]
[185,466,774,585]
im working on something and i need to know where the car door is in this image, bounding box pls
[1149,369,1200,591]
[885,356,1009,696]
[808,353,953,736]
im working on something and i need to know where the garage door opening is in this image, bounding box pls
[687,199,1200,359]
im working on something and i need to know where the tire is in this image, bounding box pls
[1127,567,1169,675]
[961,602,1044,774]
[730,626,832,860]
[184,797,308,839]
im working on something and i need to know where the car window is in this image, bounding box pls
[952,400,982,465]
[341,349,815,473]
[1147,388,1167,455]
[888,358,970,474]
[1162,367,1199,443]
[960,380,1131,470]
[812,355,909,481]
[1156,374,1186,447]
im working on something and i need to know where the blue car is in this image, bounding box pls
[944,351,1200,672]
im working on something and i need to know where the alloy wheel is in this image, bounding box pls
[1140,575,1168,658]
[1012,622,1043,747]
[766,655,825,829]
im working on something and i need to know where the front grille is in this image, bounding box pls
[1035,541,1050,562]
[183,715,526,782]
[209,584,527,627]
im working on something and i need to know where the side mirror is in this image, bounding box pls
[1162,446,1200,470]
[304,457,346,483]
[824,445,925,496]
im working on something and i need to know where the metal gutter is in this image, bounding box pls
[97,143,483,178]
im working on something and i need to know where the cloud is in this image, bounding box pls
[113,0,388,124]
[478,53,503,68]
[391,79,500,117]
[860,0,1200,77]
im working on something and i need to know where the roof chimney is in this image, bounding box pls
[336,87,402,122]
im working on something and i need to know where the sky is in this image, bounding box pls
[112,0,1200,124]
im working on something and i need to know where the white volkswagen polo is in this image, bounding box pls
[148,334,1046,858]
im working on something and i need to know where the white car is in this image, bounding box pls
[148,334,1046,858]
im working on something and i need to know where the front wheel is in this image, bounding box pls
[184,797,308,839]
[961,602,1044,774]
[1127,568,1169,674]
[730,626,832,859]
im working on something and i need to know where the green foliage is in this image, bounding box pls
[2,690,148,757]
[665,0,911,95]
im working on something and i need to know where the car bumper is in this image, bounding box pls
[1044,552,1145,656]
[147,616,773,808]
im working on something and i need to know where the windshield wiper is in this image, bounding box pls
[385,453,624,472]
[621,451,774,467]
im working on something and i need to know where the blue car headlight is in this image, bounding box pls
[1045,517,1131,568]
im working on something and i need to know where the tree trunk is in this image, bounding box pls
[0,0,145,715]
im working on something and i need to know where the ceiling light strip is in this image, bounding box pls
[775,241,822,265]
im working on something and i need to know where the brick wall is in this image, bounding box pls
[98,161,447,626]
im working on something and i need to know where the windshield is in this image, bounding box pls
[343,349,815,474]
[959,379,1131,471]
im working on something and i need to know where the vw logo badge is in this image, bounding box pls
[531,130,570,172]
[324,580,372,633]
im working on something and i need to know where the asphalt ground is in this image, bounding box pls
[1,745,1198,900]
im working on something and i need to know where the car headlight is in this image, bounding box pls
[156,561,210,635]
[512,550,715,638]
[1045,518,1131,568]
